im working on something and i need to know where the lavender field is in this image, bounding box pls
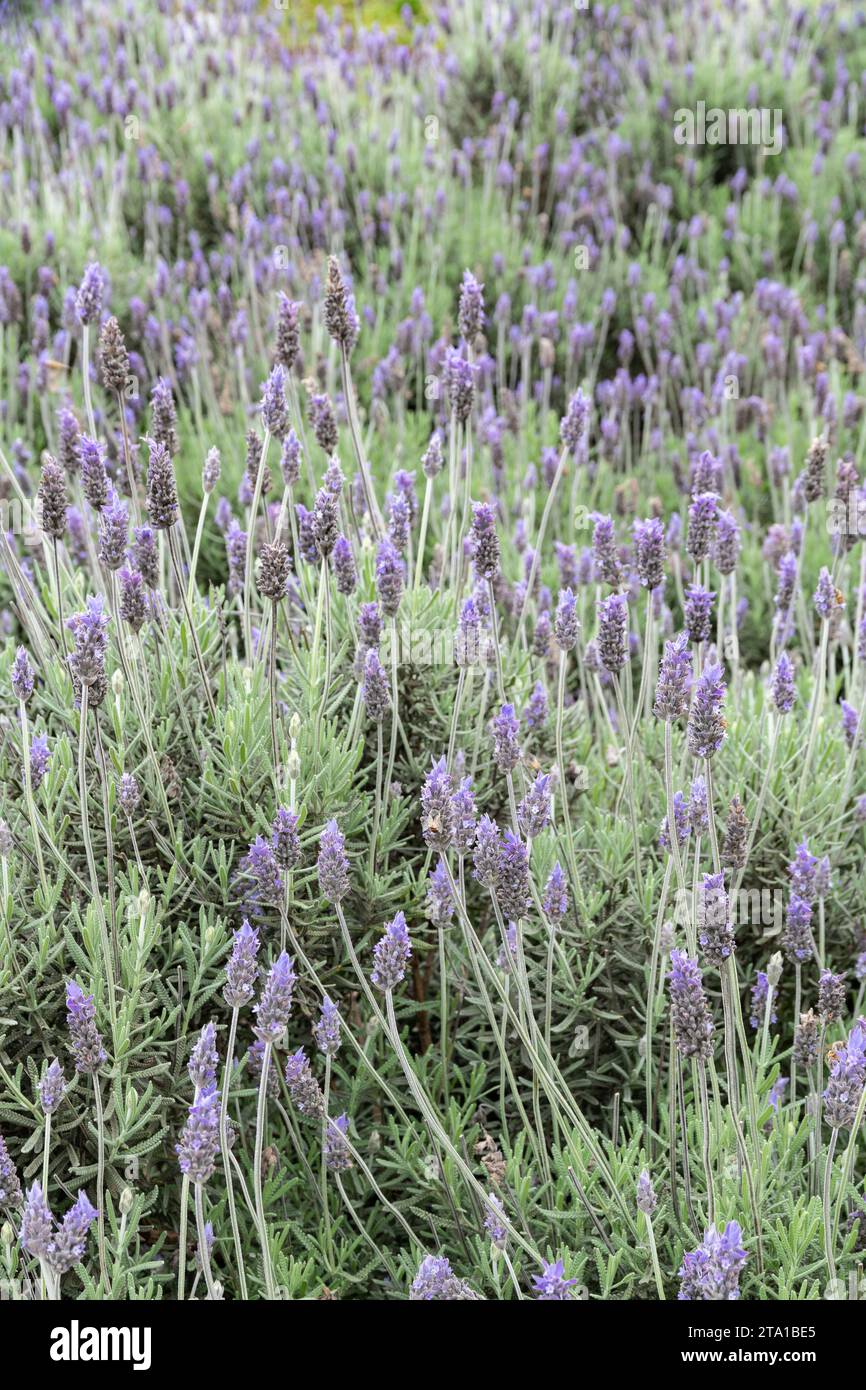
[0,0,866,1308]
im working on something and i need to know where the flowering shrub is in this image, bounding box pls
[1,0,866,1303]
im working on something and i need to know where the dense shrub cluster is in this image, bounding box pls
[1,0,866,1301]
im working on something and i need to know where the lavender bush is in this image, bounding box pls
[1,0,866,1303]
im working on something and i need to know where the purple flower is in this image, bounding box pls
[224,920,260,1010]
[426,859,455,926]
[275,295,301,371]
[11,645,34,702]
[491,704,521,773]
[312,486,340,559]
[77,433,108,517]
[668,950,714,1060]
[371,911,412,991]
[654,634,692,720]
[252,952,297,1043]
[793,1010,820,1067]
[451,777,477,856]
[518,773,552,838]
[824,1025,866,1130]
[75,262,104,325]
[841,700,860,750]
[788,842,818,900]
[66,594,109,699]
[150,378,179,458]
[637,1170,657,1216]
[421,757,456,853]
[284,1048,324,1120]
[497,831,530,921]
[375,538,404,617]
[814,567,840,620]
[686,493,719,564]
[554,588,579,650]
[260,364,288,439]
[782,894,813,963]
[473,815,502,890]
[592,514,622,588]
[688,776,708,834]
[0,1132,22,1207]
[98,489,128,570]
[484,1193,507,1250]
[445,349,476,423]
[770,652,795,714]
[678,1221,747,1300]
[687,662,727,759]
[714,510,741,574]
[818,970,846,1023]
[176,1087,221,1185]
[410,1253,479,1300]
[358,602,382,650]
[422,431,443,479]
[684,584,715,644]
[560,389,589,455]
[19,1181,53,1260]
[39,1060,66,1116]
[533,1259,579,1300]
[145,435,178,531]
[749,972,775,1031]
[542,862,569,924]
[698,871,735,966]
[633,517,665,589]
[458,270,485,341]
[118,772,140,816]
[238,836,284,915]
[271,808,301,871]
[188,1023,218,1093]
[29,732,50,792]
[313,996,342,1057]
[281,430,302,487]
[65,980,106,1074]
[324,1114,353,1172]
[324,256,360,350]
[318,820,350,903]
[332,535,357,595]
[524,679,549,730]
[202,448,221,494]
[597,592,628,672]
[659,791,690,852]
[470,502,500,581]
[362,648,390,722]
[29,1186,98,1275]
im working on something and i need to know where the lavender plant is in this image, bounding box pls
[2,0,866,1306]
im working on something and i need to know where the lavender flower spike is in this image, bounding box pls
[39,1060,66,1116]
[668,949,714,1060]
[11,646,34,702]
[371,911,412,992]
[317,820,350,903]
[533,1260,579,1300]
[420,757,456,853]
[224,920,260,1009]
[678,1221,747,1300]
[654,634,692,721]
[188,1023,219,1092]
[313,996,342,1057]
[687,661,727,760]
[65,980,106,1074]
[0,1132,22,1207]
[176,1087,221,1185]
[252,952,297,1043]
